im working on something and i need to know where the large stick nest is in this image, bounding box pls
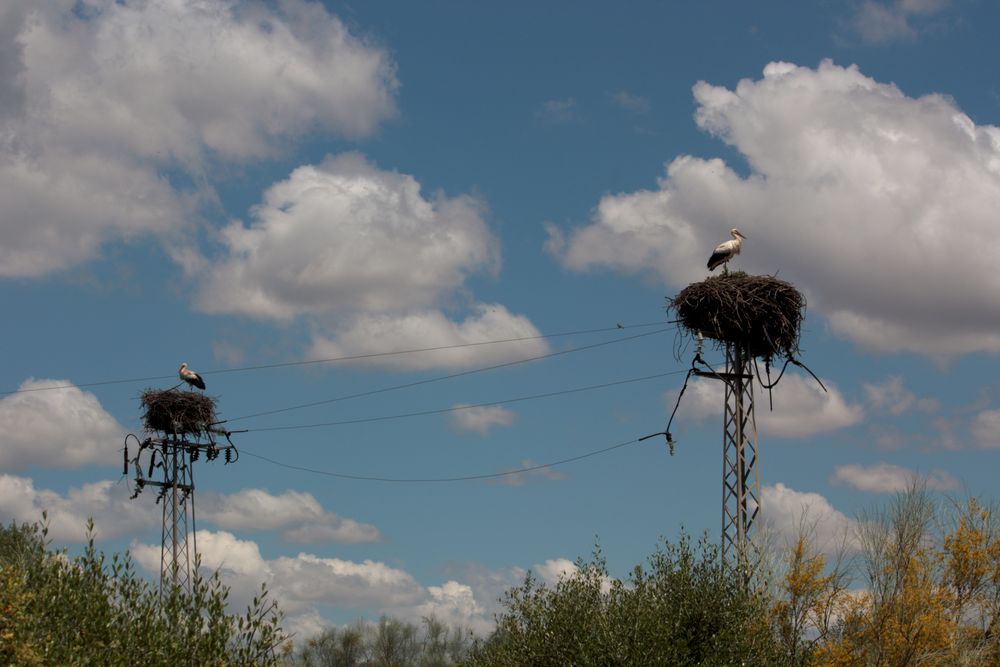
[140,389,217,435]
[669,272,805,362]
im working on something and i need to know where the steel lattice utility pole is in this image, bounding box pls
[129,389,239,597]
[697,342,760,583]
[142,437,197,595]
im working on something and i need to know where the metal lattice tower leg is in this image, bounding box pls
[155,439,197,596]
[719,343,759,583]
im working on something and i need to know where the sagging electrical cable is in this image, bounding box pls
[0,320,669,396]
[217,327,672,425]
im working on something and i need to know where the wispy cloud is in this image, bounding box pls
[493,459,569,486]
[851,0,954,44]
[449,405,517,436]
[538,97,578,123]
[972,409,1000,448]
[830,462,959,493]
[612,90,650,114]
[863,376,939,415]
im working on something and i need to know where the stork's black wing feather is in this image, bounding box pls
[707,252,728,271]
[184,373,206,390]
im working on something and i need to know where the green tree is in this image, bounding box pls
[291,615,473,667]
[0,516,288,666]
[468,535,791,667]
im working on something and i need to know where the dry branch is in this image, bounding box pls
[669,272,804,362]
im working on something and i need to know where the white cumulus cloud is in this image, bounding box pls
[199,488,380,544]
[0,473,378,546]
[0,474,153,543]
[533,558,579,584]
[762,482,857,551]
[830,462,959,493]
[132,530,425,612]
[407,581,488,633]
[549,60,1000,359]
[0,379,125,470]
[675,372,863,439]
[197,153,498,321]
[449,405,517,436]
[0,0,396,277]
[195,152,547,370]
[308,306,548,372]
[131,530,524,635]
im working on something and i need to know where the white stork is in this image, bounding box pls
[707,228,747,272]
[178,363,206,391]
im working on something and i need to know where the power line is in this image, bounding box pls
[0,321,668,396]
[248,369,686,432]
[239,436,648,483]
[220,327,671,424]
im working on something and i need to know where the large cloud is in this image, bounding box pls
[0,472,377,546]
[762,483,857,551]
[198,153,547,369]
[675,372,863,439]
[130,530,423,614]
[131,531,573,635]
[199,488,380,544]
[197,153,498,320]
[0,0,396,277]
[0,474,152,543]
[308,306,547,372]
[549,60,1000,358]
[0,379,125,470]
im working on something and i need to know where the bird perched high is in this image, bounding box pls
[178,363,206,390]
[707,228,747,272]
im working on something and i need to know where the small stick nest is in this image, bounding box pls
[140,389,217,435]
[669,272,805,362]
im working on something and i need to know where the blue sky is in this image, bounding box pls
[2,0,1000,637]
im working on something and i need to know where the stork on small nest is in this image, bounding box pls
[140,389,217,436]
[669,271,805,363]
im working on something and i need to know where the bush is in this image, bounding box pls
[468,535,790,667]
[292,615,476,667]
[0,516,288,666]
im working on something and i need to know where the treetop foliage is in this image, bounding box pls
[0,516,288,666]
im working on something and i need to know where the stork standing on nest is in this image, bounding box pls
[707,228,747,273]
[178,363,206,391]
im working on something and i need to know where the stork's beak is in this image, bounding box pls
[736,230,747,239]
